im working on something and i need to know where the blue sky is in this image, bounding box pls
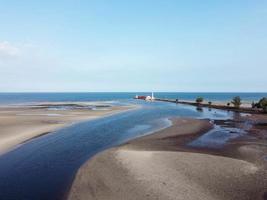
[0,0,266,92]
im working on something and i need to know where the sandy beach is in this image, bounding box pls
[68,118,267,200]
[0,102,132,154]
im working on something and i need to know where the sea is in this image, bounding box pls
[0,92,266,105]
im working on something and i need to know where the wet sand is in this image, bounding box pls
[68,118,267,200]
[0,103,132,154]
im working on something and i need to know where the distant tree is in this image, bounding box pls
[196,97,204,104]
[253,100,261,108]
[259,97,267,112]
[231,96,242,108]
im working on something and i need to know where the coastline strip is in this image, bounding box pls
[155,98,266,114]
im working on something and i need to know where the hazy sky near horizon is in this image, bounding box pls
[0,0,267,92]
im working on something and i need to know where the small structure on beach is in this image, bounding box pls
[135,95,146,100]
[135,92,155,101]
[145,92,155,101]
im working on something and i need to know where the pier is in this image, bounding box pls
[155,98,266,114]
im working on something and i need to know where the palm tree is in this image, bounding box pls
[231,96,242,108]
[196,97,204,104]
[259,97,267,112]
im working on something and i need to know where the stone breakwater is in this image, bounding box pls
[155,98,266,114]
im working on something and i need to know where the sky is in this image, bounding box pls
[0,0,267,92]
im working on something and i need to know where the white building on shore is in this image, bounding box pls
[145,92,155,101]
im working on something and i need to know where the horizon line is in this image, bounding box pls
[1,91,267,93]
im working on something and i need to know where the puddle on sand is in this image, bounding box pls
[188,124,247,149]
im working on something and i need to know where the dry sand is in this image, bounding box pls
[0,103,132,154]
[68,118,267,200]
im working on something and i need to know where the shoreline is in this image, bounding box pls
[155,98,266,114]
[68,117,267,200]
[0,102,135,155]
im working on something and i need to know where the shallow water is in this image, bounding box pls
[0,100,245,200]
[188,125,247,148]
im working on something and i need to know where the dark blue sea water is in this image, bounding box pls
[0,92,266,104]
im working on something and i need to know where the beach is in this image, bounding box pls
[0,95,266,200]
[0,102,132,154]
[68,117,267,200]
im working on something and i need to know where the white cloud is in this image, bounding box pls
[0,41,19,60]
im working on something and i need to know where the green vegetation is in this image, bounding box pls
[259,98,267,112]
[196,97,204,104]
[231,96,242,108]
[254,97,267,112]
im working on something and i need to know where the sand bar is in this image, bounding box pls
[68,118,267,200]
[0,102,133,154]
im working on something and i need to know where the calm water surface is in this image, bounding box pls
[0,99,245,200]
[0,92,266,105]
